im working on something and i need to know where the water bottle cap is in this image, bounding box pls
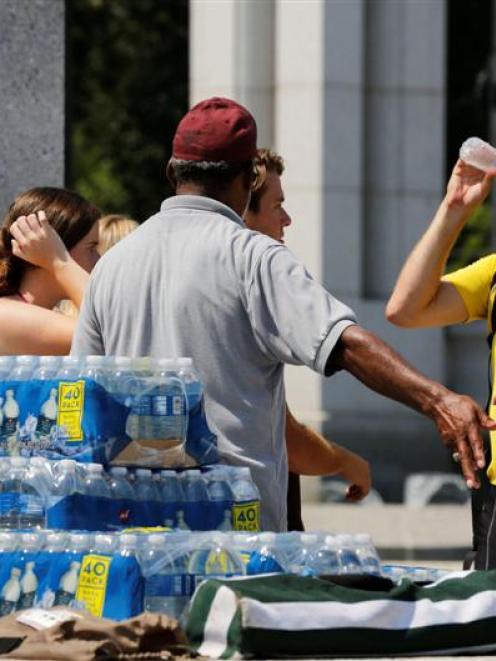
[158,357,177,370]
[148,534,166,546]
[95,534,113,545]
[114,356,132,367]
[0,356,13,365]
[187,469,201,476]
[133,357,152,371]
[47,532,66,544]
[301,533,318,545]
[86,463,103,473]
[136,468,152,477]
[259,532,276,543]
[354,533,372,544]
[120,534,138,544]
[70,533,89,545]
[336,533,353,544]
[324,535,338,547]
[58,459,77,470]
[0,532,16,548]
[29,456,47,466]
[39,355,60,365]
[16,355,37,365]
[11,457,28,466]
[177,357,193,368]
[85,355,106,365]
[21,533,39,545]
[62,355,81,365]
[160,469,176,477]
[110,466,128,476]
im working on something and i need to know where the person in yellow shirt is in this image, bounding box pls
[386,157,496,569]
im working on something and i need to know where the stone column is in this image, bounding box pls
[190,0,275,147]
[0,0,65,217]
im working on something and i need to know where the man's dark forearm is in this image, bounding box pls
[329,324,446,419]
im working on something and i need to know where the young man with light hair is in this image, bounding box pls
[245,149,371,530]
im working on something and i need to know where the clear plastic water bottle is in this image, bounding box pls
[230,466,261,532]
[152,358,188,443]
[177,357,203,410]
[53,459,82,498]
[304,535,340,575]
[118,533,139,558]
[109,467,136,529]
[181,470,209,531]
[82,463,110,497]
[188,532,245,586]
[56,356,81,381]
[108,356,134,405]
[11,355,38,381]
[336,534,362,574]
[28,457,53,497]
[206,467,233,530]
[127,358,154,440]
[133,468,160,526]
[0,457,45,529]
[354,533,382,575]
[157,470,181,528]
[459,137,496,172]
[93,533,118,556]
[32,356,61,380]
[68,532,92,559]
[82,463,110,528]
[288,532,318,575]
[246,532,288,575]
[142,534,185,618]
[0,356,14,381]
[78,355,108,389]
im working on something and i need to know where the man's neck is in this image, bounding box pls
[175,183,245,218]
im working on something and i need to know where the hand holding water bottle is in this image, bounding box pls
[445,138,496,217]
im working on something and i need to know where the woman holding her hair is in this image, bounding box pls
[0,187,101,355]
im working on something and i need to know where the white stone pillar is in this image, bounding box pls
[190,0,275,147]
[0,0,65,217]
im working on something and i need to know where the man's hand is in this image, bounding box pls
[340,451,371,502]
[429,390,496,488]
[331,324,496,489]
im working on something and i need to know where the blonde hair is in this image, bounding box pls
[57,213,138,318]
[249,149,285,213]
[98,214,139,255]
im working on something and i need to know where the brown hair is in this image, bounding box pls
[248,149,285,213]
[98,214,139,255]
[0,187,101,296]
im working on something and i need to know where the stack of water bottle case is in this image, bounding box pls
[0,354,430,622]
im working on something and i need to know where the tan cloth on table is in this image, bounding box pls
[0,608,193,660]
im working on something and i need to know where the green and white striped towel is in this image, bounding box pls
[186,571,496,658]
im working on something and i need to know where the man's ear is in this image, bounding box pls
[166,159,176,189]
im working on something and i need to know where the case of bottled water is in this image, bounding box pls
[0,355,217,468]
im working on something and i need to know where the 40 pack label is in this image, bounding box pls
[232,500,260,532]
[75,554,111,617]
[57,380,85,442]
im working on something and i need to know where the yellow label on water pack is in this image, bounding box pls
[57,380,85,442]
[75,554,111,617]
[232,500,260,532]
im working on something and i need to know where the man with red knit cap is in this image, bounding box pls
[73,97,495,531]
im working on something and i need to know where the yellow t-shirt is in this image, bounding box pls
[443,253,496,483]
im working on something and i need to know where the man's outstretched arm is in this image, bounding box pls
[329,324,496,488]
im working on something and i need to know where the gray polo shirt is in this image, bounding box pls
[72,195,357,531]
